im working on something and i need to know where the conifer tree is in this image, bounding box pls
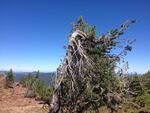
[5,69,14,88]
[49,16,135,113]
[35,70,40,78]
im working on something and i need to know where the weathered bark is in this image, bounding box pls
[49,19,135,113]
[49,30,92,113]
[49,93,60,113]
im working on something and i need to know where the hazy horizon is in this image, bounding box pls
[0,69,55,73]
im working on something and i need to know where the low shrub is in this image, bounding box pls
[20,72,53,101]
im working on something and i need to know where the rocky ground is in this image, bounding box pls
[0,76,48,113]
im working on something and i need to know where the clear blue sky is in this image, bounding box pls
[0,0,150,73]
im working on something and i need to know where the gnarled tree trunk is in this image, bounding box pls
[49,30,91,113]
[49,18,135,113]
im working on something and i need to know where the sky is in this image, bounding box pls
[0,0,150,73]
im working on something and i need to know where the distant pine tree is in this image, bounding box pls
[129,76,144,96]
[5,69,14,88]
[143,71,150,90]
[35,70,40,78]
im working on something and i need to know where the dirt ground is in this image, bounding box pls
[0,76,48,113]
